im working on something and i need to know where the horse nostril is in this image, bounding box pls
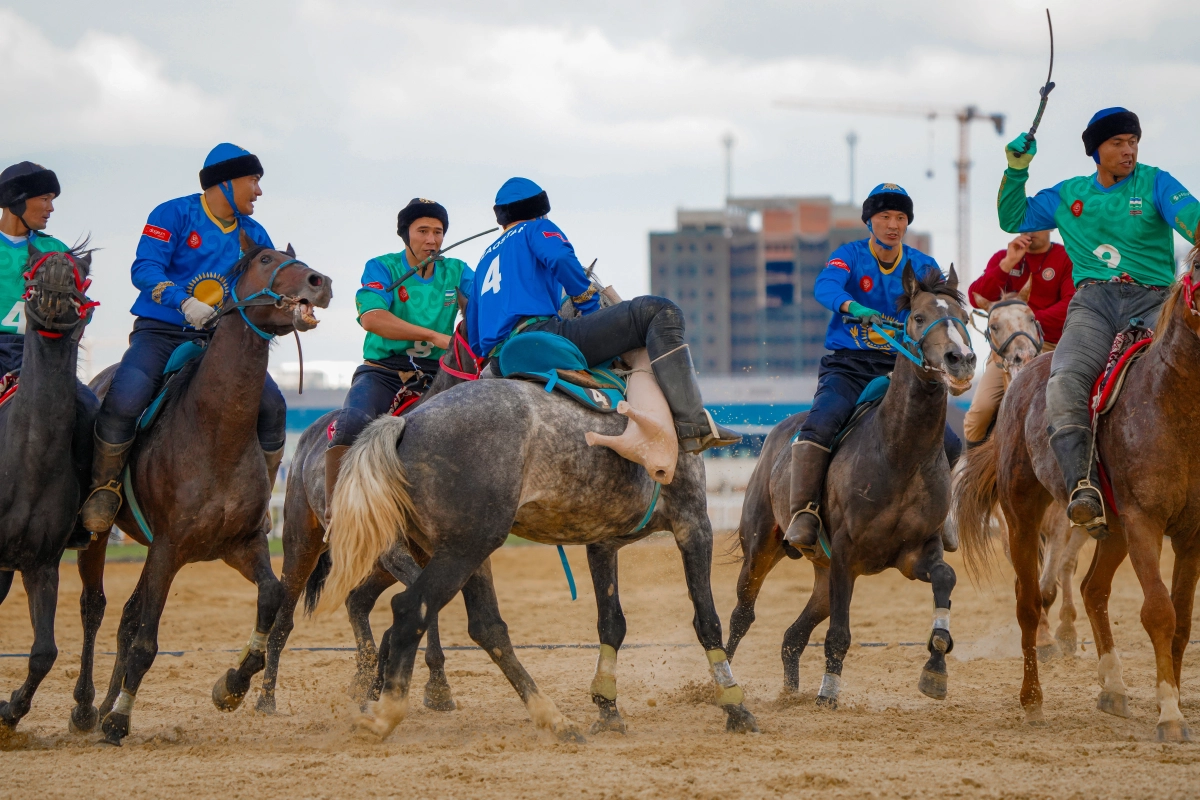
[307,274,323,288]
[944,351,961,367]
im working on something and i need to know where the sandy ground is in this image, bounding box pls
[1,535,1198,799]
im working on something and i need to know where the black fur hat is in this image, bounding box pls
[493,177,550,226]
[397,198,449,243]
[0,162,60,211]
[860,183,913,224]
[1082,108,1141,157]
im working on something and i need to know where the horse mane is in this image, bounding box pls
[30,235,96,279]
[1151,244,1200,347]
[894,266,965,313]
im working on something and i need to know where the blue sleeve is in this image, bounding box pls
[458,265,475,296]
[1152,170,1200,243]
[1013,183,1062,233]
[354,258,393,318]
[531,225,600,314]
[130,201,189,310]
[813,247,855,313]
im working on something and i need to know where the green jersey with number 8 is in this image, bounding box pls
[0,232,70,334]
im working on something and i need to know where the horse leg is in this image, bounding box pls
[1036,518,1064,662]
[781,566,830,693]
[1080,532,1132,719]
[726,523,785,661]
[97,581,144,720]
[100,546,181,745]
[1002,491,1048,725]
[914,542,956,700]
[258,506,323,714]
[1168,537,1199,694]
[585,542,627,734]
[381,543,454,711]
[0,563,59,729]
[70,532,109,733]
[214,535,283,713]
[1055,528,1088,656]
[816,557,855,711]
[345,562,396,705]
[673,516,759,733]
[0,570,12,604]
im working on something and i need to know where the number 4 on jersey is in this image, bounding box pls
[1,302,24,334]
[481,255,502,295]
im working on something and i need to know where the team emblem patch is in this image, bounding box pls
[1071,200,1083,217]
[860,276,874,292]
[187,231,202,248]
[1128,197,1143,216]
[142,224,171,242]
[397,286,410,302]
[829,258,850,272]
[1042,268,1055,281]
[882,183,900,191]
[364,281,384,290]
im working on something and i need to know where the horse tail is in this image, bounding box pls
[952,434,1001,584]
[302,551,332,617]
[316,415,416,615]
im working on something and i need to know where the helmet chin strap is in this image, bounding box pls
[218,180,242,227]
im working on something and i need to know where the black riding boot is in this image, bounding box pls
[649,344,741,453]
[1048,425,1107,539]
[80,436,134,534]
[783,440,833,562]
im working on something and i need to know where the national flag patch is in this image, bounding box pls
[142,224,171,242]
[829,258,850,271]
[1128,197,1143,216]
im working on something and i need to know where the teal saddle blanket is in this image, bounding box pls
[137,339,208,432]
[791,374,890,452]
[496,331,627,413]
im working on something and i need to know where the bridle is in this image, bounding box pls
[217,253,312,340]
[438,327,484,381]
[969,297,1044,370]
[23,251,100,340]
[1181,271,1200,317]
[866,313,972,373]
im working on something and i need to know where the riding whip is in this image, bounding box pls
[385,226,500,293]
[1015,9,1055,155]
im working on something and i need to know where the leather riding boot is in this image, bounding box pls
[80,436,134,534]
[1048,426,1107,538]
[783,440,833,562]
[264,446,285,493]
[324,444,350,527]
[64,522,95,551]
[649,344,741,453]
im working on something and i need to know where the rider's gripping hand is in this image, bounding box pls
[847,301,882,320]
[1005,133,1037,170]
[181,297,216,329]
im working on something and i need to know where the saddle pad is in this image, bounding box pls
[138,339,207,432]
[1089,337,1151,419]
[790,375,890,454]
[498,331,627,413]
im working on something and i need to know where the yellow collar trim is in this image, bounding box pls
[869,238,903,274]
[201,195,238,234]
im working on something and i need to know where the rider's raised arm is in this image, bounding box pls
[533,223,600,315]
[130,201,189,310]
[1151,170,1200,245]
[997,168,1062,234]
[812,249,856,313]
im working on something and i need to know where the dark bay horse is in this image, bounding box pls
[0,245,97,731]
[725,265,976,707]
[70,233,331,745]
[257,325,482,715]
[955,249,1200,742]
[316,368,758,741]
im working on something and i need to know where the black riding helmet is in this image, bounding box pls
[0,162,60,232]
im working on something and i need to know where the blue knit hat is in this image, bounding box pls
[199,143,263,190]
[1083,108,1140,162]
[861,183,913,224]
[494,177,550,225]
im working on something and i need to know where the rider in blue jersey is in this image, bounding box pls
[784,184,963,561]
[80,144,287,534]
[469,177,740,452]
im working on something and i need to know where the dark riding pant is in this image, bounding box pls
[94,317,287,450]
[527,295,684,366]
[1045,281,1166,436]
[797,349,962,467]
[328,355,439,448]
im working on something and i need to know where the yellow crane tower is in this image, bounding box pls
[775,98,1005,275]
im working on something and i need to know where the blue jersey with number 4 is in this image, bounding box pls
[467,218,599,355]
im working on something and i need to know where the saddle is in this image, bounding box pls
[496,331,627,413]
[791,374,890,453]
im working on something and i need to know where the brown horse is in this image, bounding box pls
[70,234,331,745]
[725,265,976,706]
[955,249,1200,742]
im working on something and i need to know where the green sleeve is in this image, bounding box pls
[997,168,1031,233]
[354,287,389,321]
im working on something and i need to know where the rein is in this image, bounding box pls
[439,329,484,381]
[23,251,100,339]
[1182,272,1200,317]
[969,298,1044,369]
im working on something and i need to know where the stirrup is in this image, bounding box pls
[84,479,123,506]
[1067,480,1106,530]
[786,503,831,561]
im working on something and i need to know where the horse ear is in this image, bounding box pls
[79,251,93,269]
[902,261,920,297]
[972,291,993,312]
[239,228,256,255]
[285,243,296,258]
[946,264,959,292]
[1018,278,1034,302]
[27,239,38,261]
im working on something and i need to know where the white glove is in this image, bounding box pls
[181,297,216,328]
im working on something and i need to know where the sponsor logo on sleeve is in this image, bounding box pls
[142,224,171,242]
[1070,200,1083,217]
[542,231,568,243]
[363,281,384,290]
[1172,190,1192,204]
[828,258,850,271]
[859,275,874,292]
[187,231,202,248]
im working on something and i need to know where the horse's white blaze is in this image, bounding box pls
[946,322,970,354]
[1098,652,1128,694]
[1157,681,1185,722]
[936,299,949,311]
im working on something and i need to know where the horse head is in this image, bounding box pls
[230,229,332,336]
[899,262,976,395]
[971,280,1042,377]
[23,241,97,340]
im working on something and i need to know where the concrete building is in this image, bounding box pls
[649,196,931,376]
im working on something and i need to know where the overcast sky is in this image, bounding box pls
[5,0,1199,373]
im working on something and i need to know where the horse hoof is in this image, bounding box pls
[1056,635,1078,656]
[1024,706,1046,726]
[0,701,18,729]
[423,683,457,712]
[918,668,948,700]
[815,694,838,711]
[254,693,277,715]
[724,704,759,734]
[1156,720,1192,743]
[590,696,626,734]
[69,704,99,733]
[212,670,246,712]
[1097,691,1131,719]
[1037,643,1061,663]
[555,724,587,744]
[100,711,129,745]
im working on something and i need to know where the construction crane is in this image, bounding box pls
[775,98,1005,274]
